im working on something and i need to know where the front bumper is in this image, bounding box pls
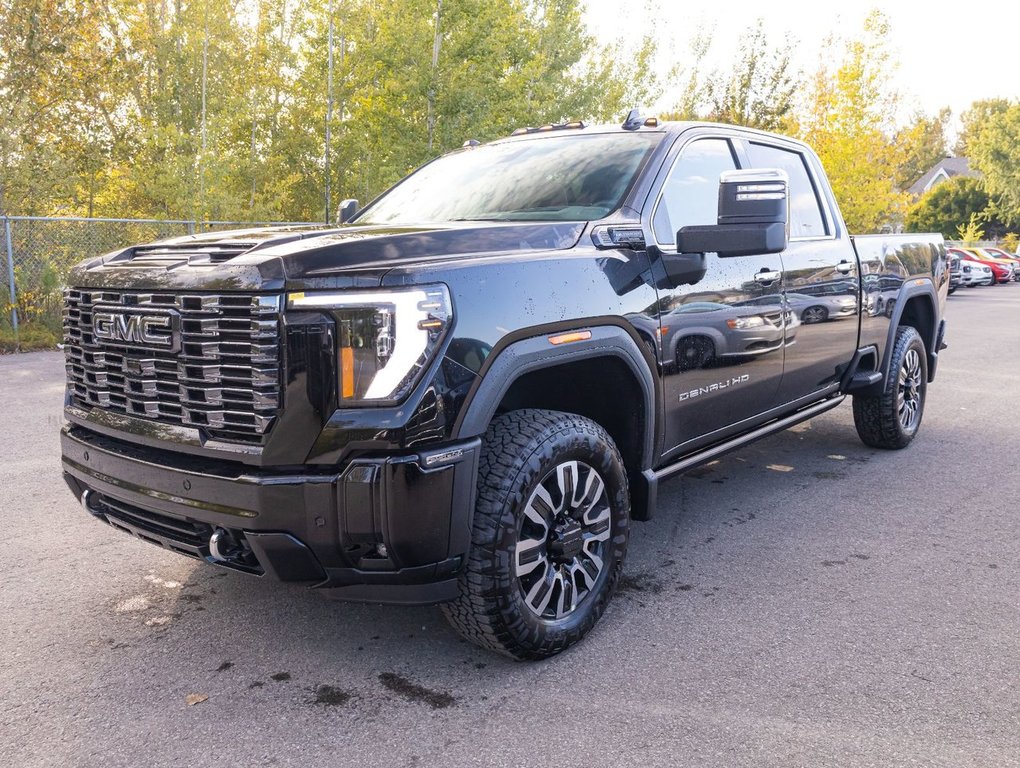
[61,425,480,604]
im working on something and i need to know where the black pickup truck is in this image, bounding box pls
[60,115,947,659]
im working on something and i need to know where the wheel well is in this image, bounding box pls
[494,356,648,516]
[897,295,935,356]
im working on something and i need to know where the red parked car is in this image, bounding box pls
[947,248,1012,285]
[981,247,1020,281]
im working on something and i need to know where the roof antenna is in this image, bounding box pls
[622,108,644,130]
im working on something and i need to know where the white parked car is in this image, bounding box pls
[959,260,994,287]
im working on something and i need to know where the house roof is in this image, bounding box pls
[908,156,979,197]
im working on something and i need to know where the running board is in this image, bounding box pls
[651,396,846,484]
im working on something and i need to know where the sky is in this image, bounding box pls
[582,0,1020,128]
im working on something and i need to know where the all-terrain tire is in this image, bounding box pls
[441,409,630,660]
[852,325,928,449]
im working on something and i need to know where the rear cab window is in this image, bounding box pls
[745,142,829,239]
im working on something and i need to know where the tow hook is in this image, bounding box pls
[209,527,245,563]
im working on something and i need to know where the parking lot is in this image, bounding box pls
[1,287,1018,768]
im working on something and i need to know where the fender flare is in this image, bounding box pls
[874,278,940,391]
[453,323,658,477]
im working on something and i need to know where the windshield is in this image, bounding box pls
[355,133,661,225]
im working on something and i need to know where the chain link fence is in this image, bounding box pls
[1,216,317,349]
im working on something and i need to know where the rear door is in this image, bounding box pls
[736,138,859,402]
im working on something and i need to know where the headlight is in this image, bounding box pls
[727,316,765,329]
[288,285,452,403]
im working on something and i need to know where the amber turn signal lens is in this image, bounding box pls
[340,346,355,399]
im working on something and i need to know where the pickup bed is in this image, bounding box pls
[60,116,947,659]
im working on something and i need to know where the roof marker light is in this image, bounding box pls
[549,330,592,345]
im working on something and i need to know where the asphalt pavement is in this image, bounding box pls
[1,285,1018,768]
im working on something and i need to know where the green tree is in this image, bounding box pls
[954,98,1011,156]
[895,108,951,191]
[661,21,795,131]
[705,20,797,131]
[296,0,658,217]
[904,176,1003,239]
[968,102,1020,227]
[0,0,107,215]
[795,11,908,233]
[661,28,712,121]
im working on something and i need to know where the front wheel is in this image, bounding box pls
[676,336,715,371]
[852,325,928,449]
[801,305,829,324]
[441,409,629,660]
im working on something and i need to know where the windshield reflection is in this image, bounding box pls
[356,133,661,225]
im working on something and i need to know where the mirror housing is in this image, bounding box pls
[336,198,359,225]
[676,168,789,258]
[655,250,707,288]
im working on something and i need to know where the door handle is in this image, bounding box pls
[835,260,854,274]
[754,269,782,285]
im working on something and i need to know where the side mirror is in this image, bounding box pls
[676,169,789,258]
[336,198,359,225]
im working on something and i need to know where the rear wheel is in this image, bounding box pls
[852,325,927,449]
[441,409,629,660]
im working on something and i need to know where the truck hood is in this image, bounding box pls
[67,222,586,292]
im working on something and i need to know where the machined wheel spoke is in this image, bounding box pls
[582,500,611,528]
[569,560,597,591]
[556,461,578,512]
[524,485,554,530]
[553,569,574,618]
[575,470,604,515]
[515,537,547,577]
[581,537,606,578]
[524,563,554,614]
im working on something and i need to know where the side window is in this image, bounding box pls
[653,139,737,246]
[746,142,828,238]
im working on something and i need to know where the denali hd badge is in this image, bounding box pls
[93,307,181,351]
[678,374,750,402]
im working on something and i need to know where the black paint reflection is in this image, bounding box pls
[655,251,786,452]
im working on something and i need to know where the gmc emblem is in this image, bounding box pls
[93,307,181,351]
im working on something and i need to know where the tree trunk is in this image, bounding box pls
[426,0,442,153]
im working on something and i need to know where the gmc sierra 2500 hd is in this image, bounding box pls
[61,114,948,659]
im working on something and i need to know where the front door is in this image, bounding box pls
[650,136,787,456]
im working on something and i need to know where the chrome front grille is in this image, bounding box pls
[63,289,283,443]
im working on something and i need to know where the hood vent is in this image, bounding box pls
[119,243,256,268]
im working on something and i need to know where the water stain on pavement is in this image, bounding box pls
[379,673,456,709]
[617,573,664,594]
[812,471,846,480]
[314,684,354,707]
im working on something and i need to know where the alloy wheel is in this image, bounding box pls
[897,347,923,432]
[515,461,612,620]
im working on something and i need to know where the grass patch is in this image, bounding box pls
[0,323,60,353]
